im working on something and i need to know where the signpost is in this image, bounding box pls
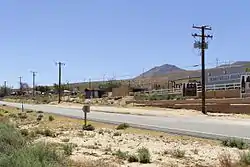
[82,104,90,127]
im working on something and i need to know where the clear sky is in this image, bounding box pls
[0,0,250,88]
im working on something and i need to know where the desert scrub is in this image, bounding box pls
[0,123,26,155]
[171,149,185,158]
[43,129,55,137]
[61,138,70,143]
[0,142,66,167]
[113,131,122,136]
[137,147,151,164]
[116,123,130,130]
[82,124,95,131]
[48,115,55,121]
[20,129,29,137]
[18,113,28,119]
[113,149,128,160]
[128,154,139,162]
[222,138,248,150]
[36,114,43,121]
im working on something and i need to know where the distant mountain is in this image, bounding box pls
[138,64,186,78]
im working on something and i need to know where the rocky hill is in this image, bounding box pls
[138,64,185,78]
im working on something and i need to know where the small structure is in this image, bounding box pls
[84,88,105,99]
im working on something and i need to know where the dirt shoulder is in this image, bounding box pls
[0,104,246,167]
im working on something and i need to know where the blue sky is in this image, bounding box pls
[0,0,250,88]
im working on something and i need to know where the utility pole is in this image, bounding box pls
[88,78,92,99]
[216,58,219,68]
[30,71,37,96]
[18,76,24,112]
[3,81,7,96]
[19,76,23,95]
[56,62,65,103]
[192,25,213,115]
[103,74,106,85]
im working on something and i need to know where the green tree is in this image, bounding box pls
[53,83,68,93]
[36,86,51,93]
[0,86,12,97]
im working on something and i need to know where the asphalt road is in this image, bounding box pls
[1,101,250,141]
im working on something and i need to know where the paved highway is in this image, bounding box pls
[1,101,250,141]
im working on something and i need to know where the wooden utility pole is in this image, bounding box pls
[192,25,213,115]
[19,76,23,94]
[18,76,24,112]
[30,71,37,96]
[56,62,65,103]
[4,80,7,96]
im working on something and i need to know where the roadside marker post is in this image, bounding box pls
[21,101,24,112]
[82,104,90,127]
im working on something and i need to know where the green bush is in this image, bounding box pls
[137,147,151,164]
[113,149,128,160]
[116,123,130,130]
[0,123,25,155]
[0,142,65,167]
[222,138,248,150]
[37,111,44,114]
[49,115,55,121]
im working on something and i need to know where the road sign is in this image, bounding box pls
[82,105,90,113]
[82,105,90,127]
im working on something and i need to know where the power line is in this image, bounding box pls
[30,71,37,97]
[56,62,65,103]
[192,25,213,115]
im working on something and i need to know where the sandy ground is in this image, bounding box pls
[36,127,242,167]
[52,102,250,120]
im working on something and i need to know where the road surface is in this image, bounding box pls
[1,101,250,141]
